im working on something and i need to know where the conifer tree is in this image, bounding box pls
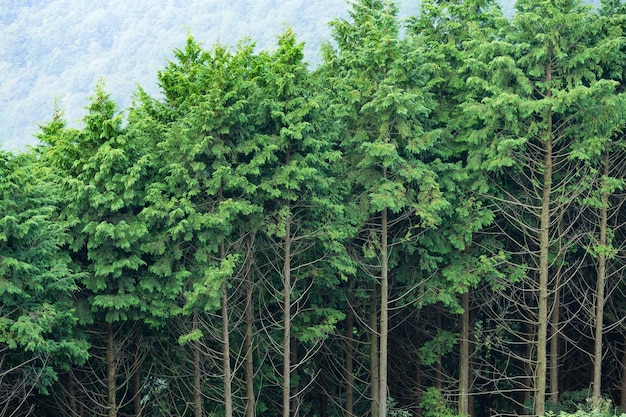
[0,149,87,416]
[141,36,262,417]
[253,28,349,417]
[39,82,158,417]
[323,1,447,415]
[461,1,624,413]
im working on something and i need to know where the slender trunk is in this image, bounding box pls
[319,355,328,417]
[535,47,553,417]
[592,154,609,410]
[621,334,626,411]
[535,142,551,417]
[134,366,141,417]
[107,322,117,417]
[134,327,142,417]
[468,304,475,416]
[222,284,233,417]
[283,213,292,417]
[221,241,233,417]
[245,235,256,417]
[550,220,564,406]
[193,312,203,417]
[549,285,559,405]
[435,306,442,391]
[459,291,470,416]
[291,336,299,417]
[370,293,379,417]
[414,309,422,413]
[379,207,388,417]
[345,283,355,417]
[69,368,78,417]
[524,319,533,407]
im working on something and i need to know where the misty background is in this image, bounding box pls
[0,0,527,150]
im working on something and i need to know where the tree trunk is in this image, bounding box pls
[245,235,256,417]
[435,306,442,391]
[345,284,355,417]
[379,207,388,417]
[107,322,117,417]
[459,291,471,416]
[592,154,609,410]
[133,367,141,417]
[468,304,475,417]
[370,293,379,417]
[283,213,292,417]
[535,48,553,417]
[550,283,560,405]
[221,241,233,417]
[524,319,533,408]
[621,334,626,411]
[69,367,79,417]
[133,328,142,417]
[535,141,551,417]
[291,336,300,417]
[550,219,565,407]
[414,309,423,414]
[193,312,203,417]
[319,355,329,417]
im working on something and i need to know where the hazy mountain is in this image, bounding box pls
[0,0,575,150]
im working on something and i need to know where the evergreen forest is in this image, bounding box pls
[3,1,626,416]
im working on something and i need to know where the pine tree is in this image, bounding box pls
[323,1,448,415]
[461,1,625,413]
[0,149,87,415]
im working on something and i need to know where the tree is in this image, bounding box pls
[461,0,624,414]
[141,36,264,417]
[38,82,162,417]
[253,28,350,417]
[0,149,87,416]
[323,1,448,415]
[409,1,504,414]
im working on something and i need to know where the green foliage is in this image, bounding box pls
[420,387,462,417]
[4,2,626,416]
[526,389,624,417]
[0,150,88,391]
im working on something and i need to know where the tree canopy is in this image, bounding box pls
[1,1,625,417]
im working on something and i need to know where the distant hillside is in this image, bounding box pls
[4,0,600,150]
[1,0,416,150]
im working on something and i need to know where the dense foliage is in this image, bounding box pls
[2,1,626,417]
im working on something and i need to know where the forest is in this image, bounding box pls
[2,0,626,416]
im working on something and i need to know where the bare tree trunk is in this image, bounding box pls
[379,207,388,417]
[345,284,355,417]
[468,306,475,417]
[370,293,379,417]
[245,235,256,417]
[435,306,442,391]
[193,312,203,417]
[592,155,609,410]
[283,214,292,417]
[319,355,329,417]
[550,219,566,407]
[107,322,117,417]
[133,329,142,417]
[291,336,300,417]
[459,291,471,416]
[221,241,233,417]
[621,335,626,411]
[550,284,560,405]
[69,368,79,417]
[414,310,423,414]
[133,367,141,417]
[524,319,533,407]
[535,49,553,417]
